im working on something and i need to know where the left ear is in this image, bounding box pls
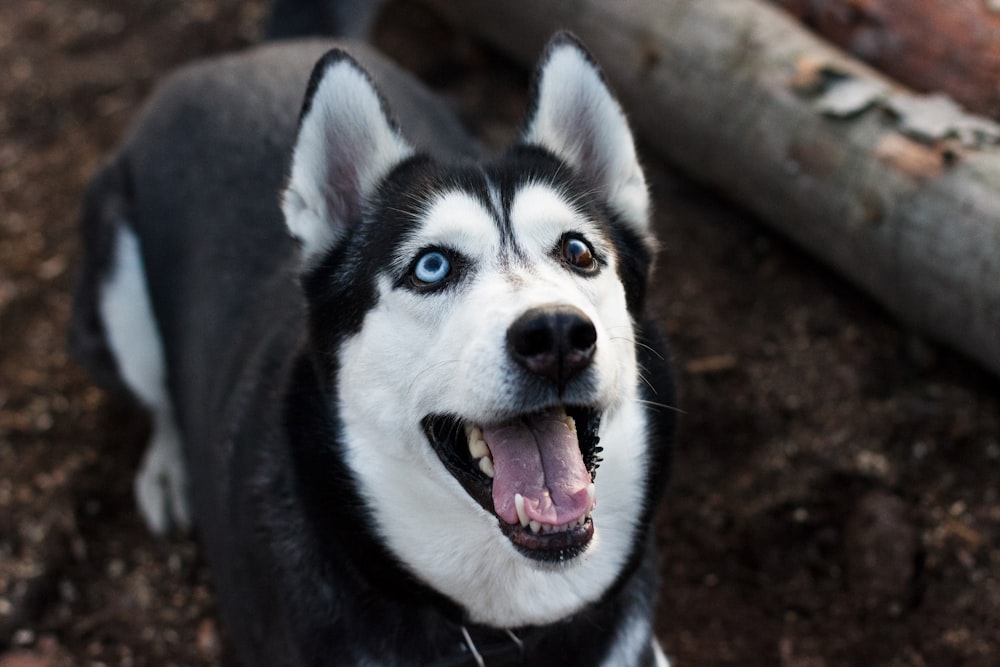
[522,33,651,244]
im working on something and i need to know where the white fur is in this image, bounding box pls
[134,409,190,533]
[390,190,501,277]
[523,42,651,242]
[282,59,412,264]
[336,187,650,626]
[508,183,612,261]
[99,224,189,534]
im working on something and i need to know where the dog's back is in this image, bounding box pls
[74,39,475,401]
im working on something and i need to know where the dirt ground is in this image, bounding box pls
[1,1,998,665]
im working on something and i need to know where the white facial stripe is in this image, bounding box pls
[396,190,500,266]
[508,183,611,263]
[485,178,504,221]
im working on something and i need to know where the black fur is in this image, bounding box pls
[72,37,676,666]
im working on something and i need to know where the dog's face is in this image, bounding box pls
[282,35,658,626]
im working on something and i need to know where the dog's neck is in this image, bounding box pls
[432,625,528,667]
[283,351,461,609]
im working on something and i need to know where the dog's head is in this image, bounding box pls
[281,33,664,627]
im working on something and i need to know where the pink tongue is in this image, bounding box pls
[486,410,593,526]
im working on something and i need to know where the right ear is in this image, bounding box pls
[521,33,651,250]
[282,50,412,265]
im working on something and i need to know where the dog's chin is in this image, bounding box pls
[422,405,603,563]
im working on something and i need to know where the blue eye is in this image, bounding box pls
[412,250,451,286]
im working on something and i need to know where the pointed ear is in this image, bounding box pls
[282,50,412,264]
[522,33,651,244]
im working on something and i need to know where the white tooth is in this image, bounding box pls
[514,493,529,527]
[467,427,489,459]
[587,483,596,510]
[563,415,577,434]
[578,515,587,526]
[478,456,495,478]
[529,520,541,534]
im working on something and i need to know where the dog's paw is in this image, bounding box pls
[134,418,190,535]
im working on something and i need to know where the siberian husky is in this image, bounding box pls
[72,33,676,666]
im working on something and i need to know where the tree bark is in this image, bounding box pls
[424,0,1000,377]
[769,0,1000,120]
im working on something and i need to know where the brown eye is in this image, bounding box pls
[561,236,598,273]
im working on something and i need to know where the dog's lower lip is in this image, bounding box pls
[501,516,595,562]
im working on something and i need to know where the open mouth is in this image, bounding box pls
[422,406,603,562]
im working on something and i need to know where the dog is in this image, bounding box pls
[72,31,677,666]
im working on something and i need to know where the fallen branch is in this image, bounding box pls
[769,0,1000,120]
[425,0,1000,377]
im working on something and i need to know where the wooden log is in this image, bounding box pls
[424,0,1000,377]
[769,0,1000,120]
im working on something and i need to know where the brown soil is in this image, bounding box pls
[1,1,998,666]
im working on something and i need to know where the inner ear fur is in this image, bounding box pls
[522,33,652,248]
[282,50,412,266]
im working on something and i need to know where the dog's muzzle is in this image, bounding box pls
[422,305,605,562]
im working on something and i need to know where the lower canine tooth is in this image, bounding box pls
[514,493,529,527]
[587,482,596,511]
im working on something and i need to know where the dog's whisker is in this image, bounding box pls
[608,334,666,361]
[407,359,461,395]
[636,370,658,397]
[635,398,686,415]
[633,340,666,360]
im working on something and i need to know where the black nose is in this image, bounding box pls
[507,305,597,390]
